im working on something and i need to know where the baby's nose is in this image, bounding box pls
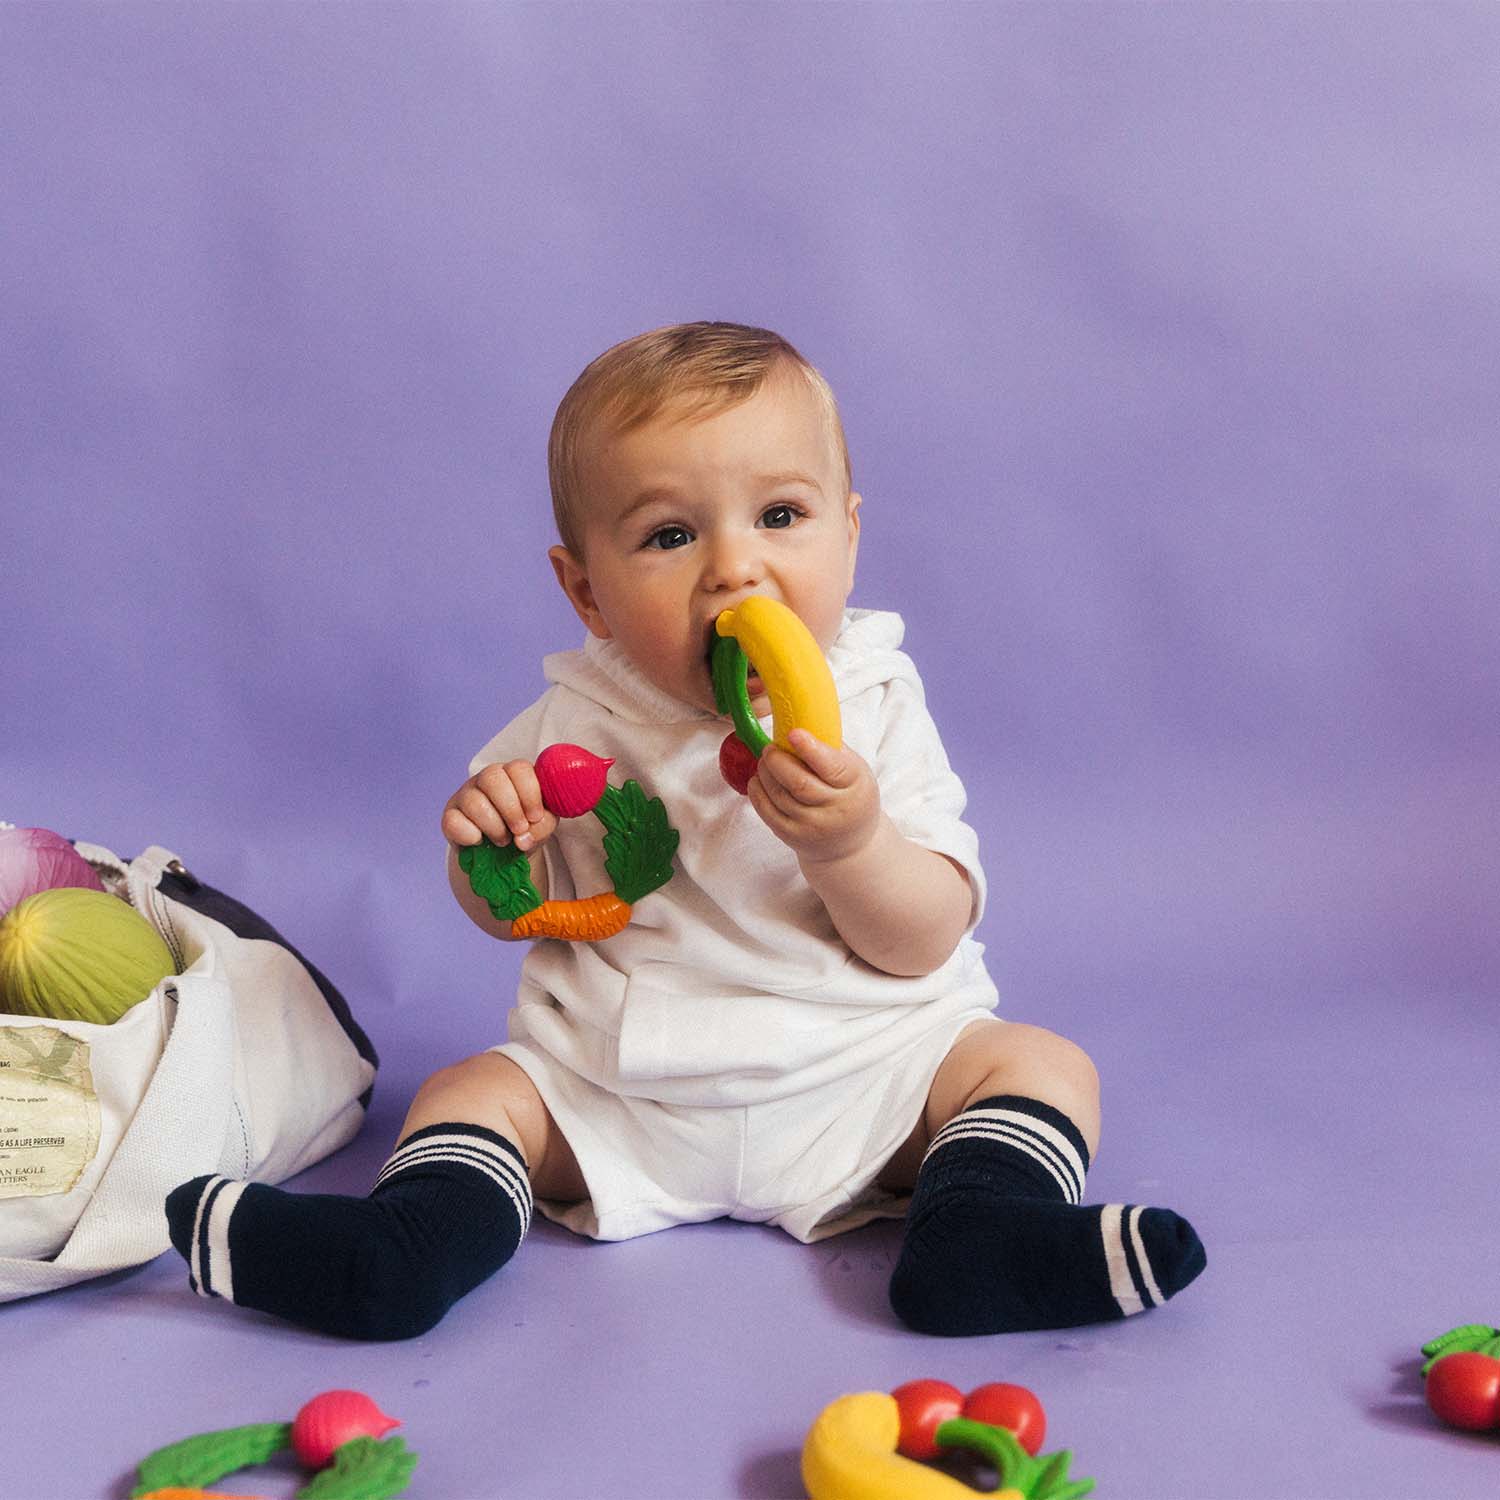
[701,534,762,592]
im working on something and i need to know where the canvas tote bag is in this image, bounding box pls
[0,841,378,1300]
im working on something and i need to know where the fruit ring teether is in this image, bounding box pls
[712,595,842,794]
[459,743,678,943]
[800,1390,1094,1500]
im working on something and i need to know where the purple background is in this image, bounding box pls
[4,5,1498,1497]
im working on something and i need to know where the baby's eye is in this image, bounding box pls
[760,504,802,529]
[645,525,693,551]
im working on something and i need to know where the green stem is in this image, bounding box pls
[935,1417,1018,1473]
[711,635,769,757]
[933,1419,1096,1500]
[1421,1324,1500,1375]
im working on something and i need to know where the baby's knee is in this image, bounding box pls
[1001,1024,1099,1095]
[407,1052,551,1166]
[940,1021,1100,1123]
[925,1021,1099,1156]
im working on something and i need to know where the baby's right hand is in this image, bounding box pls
[442,761,559,854]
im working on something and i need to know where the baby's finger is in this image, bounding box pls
[527,808,560,844]
[751,763,807,822]
[503,760,549,825]
[455,782,520,846]
[745,770,786,829]
[473,765,540,846]
[441,805,485,847]
[757,745,828,806]
[788,729,855,787]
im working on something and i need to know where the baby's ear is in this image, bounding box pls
[844,491,863,587]
[549,544,612,639]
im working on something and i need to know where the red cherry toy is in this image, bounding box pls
[718,730,760,795]
[891,1379,964,1460]
[962,1382,1046,1455]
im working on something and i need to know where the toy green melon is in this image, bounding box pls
[0,887,177,1024]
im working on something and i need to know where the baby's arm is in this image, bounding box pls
[442,761,556,941]
[802,816,972,978]
[751,729,973,977]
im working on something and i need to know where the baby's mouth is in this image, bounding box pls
[702,631,767,708]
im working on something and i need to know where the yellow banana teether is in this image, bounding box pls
[715,596,842,753]
[801,1393,1010,1500]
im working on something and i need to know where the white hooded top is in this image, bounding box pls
[468,608,999,1108]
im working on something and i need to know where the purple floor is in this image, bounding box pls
[5,808,1498,1500]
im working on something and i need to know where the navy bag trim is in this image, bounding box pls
[156,867,379,1109]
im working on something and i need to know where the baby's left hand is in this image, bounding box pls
[748,729,881,865]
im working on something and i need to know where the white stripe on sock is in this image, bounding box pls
[922,1110,1086,1204]
[187,1177,222,1297]
[924,1109,1086,1190]
[375,1136,530,1199]
[968,1108,1087,1196]
[204,1179,249,1304]
[1127,1205,1165,1308]
[924,1122,1077,1202]
[379,1147,532,1233]
[376,1131,527,1180]
[374,1136,533,1233]
[1101,1204,1144,1316]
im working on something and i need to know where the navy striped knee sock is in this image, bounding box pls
[164,1122,532,1341]
[889,1094,1206,1335]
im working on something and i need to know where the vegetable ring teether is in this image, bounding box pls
[712,595,842,794]
[133,1389,414,1500]
[460,744,679,943]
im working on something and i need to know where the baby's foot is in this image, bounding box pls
[888,1096,1205,1335]
[164,1123,532,1340]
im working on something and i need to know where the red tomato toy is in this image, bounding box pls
[1426,1351,1500,1432]
[961,1382,1047,1456]
[891,1379,964,1460]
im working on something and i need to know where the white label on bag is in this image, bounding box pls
[0,1026,102,1199]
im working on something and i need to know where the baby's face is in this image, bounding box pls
[552,370,861,715]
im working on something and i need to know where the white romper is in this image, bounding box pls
[469,608,1000,1242]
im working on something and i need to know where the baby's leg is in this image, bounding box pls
[887,1020,1205,1335]
[165,1052,581,1340]
[396,1051,585,1202]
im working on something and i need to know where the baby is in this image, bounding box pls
[166,321,1204,1340]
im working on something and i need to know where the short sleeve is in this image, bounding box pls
[871,676,988,934]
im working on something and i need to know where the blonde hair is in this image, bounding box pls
[548,321,852,556]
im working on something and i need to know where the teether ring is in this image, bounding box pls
[800,1391,1094,1500]
[712,596,841,793]
[459,745,678,942]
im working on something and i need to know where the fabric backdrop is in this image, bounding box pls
[4,1,1496,1056]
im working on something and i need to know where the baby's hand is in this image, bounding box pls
[748,729,881,866]
[441,761,559,854]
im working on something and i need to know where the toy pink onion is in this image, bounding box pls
[535,743,615,818]
[0,827,104,919]
[291,1389,400,1469]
